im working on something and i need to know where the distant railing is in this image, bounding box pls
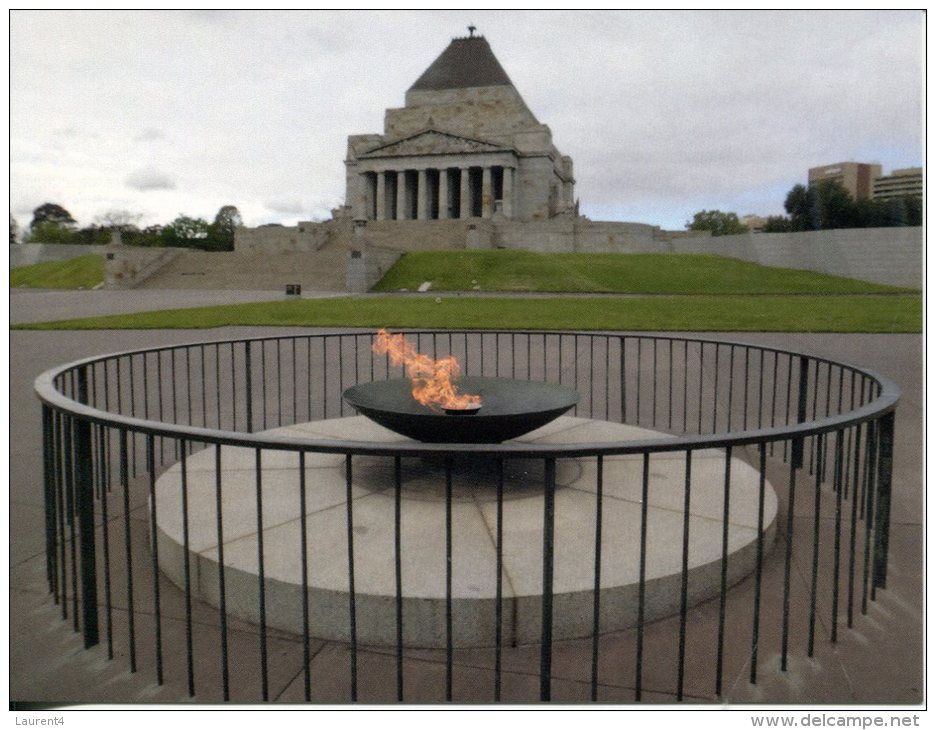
[34,331,899,703]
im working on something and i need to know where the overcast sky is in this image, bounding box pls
[10,9,923,232]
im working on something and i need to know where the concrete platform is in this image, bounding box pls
[154,415,777,648]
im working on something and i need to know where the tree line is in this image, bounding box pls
[11,203,243,251]
[687,179,922,236]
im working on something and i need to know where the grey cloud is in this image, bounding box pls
[125,168,176,191]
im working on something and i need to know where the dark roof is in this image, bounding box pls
[409,36,514,91]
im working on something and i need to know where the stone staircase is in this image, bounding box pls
[137,245,352,291]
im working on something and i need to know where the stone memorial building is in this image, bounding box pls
[345,29,576,223]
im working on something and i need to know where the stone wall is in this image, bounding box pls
[235,221,331,253]
[671,227,922,288]
[10,243,110,268]
[236,219,922,291]
[346,246,404,293]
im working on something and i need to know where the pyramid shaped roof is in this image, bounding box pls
[409,35,514,92]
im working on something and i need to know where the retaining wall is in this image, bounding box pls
[10,243,109,269]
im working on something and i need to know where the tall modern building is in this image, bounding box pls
[807,162,882,200]
[872,167,923,200]
[344,30,576,222]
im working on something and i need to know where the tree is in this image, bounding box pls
[686,209,748,237]
[10,214,18,245]
[784,180,869,231]
[28,221,77,244]
[161,215,210,249]
[206,205,242,251]
[95,209,143,233]
[761,215,792,233]
[30,203,76,230]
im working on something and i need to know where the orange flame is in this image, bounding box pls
[372,329,481,411]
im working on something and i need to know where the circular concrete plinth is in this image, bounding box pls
[154,416,777,648]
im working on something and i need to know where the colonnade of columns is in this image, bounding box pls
[362,165,514,221]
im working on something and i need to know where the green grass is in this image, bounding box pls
[12,294,921,333]
[372,251,914,295]
[11,255,105,289]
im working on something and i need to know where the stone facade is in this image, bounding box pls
[344,33,575,223]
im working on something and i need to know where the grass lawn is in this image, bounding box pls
[11,255,104,289]
[13,294,922,333]
[372,251,915,295]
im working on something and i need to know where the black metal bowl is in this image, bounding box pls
[342,377,578,443]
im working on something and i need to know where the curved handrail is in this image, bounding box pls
[33,331,901,458]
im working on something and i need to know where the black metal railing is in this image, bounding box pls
[34,331,900,703]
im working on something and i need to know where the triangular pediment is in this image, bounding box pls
[361,130,509,158]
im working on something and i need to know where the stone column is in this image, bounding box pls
[502,167,514,218]
[481,167,493,219]
[417,169,428,220]
[459,168,471,219]
[396,170,406,220]
[438,169,449,219]
[376,170,386,221]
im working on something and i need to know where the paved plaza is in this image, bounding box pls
[9,293,923,706]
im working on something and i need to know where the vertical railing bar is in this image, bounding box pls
[345,455,358,702]
[539,457,556,702]
[676,449,692,702]
[201,346,208,428]
[298,451,311,702]
[185,347,193,427]
[322,339,328,421]
[872,412,895,595]
[170,351,178,458]
[769,352,779,457]
[146,435,164,685]
[308,338,314,420]
[831,430,845,643]
[590,455,603,702]
[216,444,230,701]
[494,457,504,703]
[847,423,863,629]
[757,349,765,430]
[42,406,57,596]
[394,455,404,702]
[715,445,731,697]
[605,336,611,421]
[180,439,194,696]
[780,442,797,671]
[56,412,68,620]
[276,340,283,425]
[783,355,793,461]
[621,337,627,424]
[98,425,113,659]
[128,356,137,477]
[261,342,268,431]
[667,339,673,430]
[230,343,237,431]
[635,452,650,702]
[861,421,878,614]
[749,442,767,685]
[682,340,688,433]
[726,345,734,433]
[651,339,657,427]
[807,434,824,657]
[338,337,345,417]
[808,360,819,475]
[255,448,269,701]
[119,429,135,671]
[697,342,704,435]
[445,456,454,702]
[635,338,642,426]
[65,416,78,631]
[712,344,720,434]
[742,347,750,431]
